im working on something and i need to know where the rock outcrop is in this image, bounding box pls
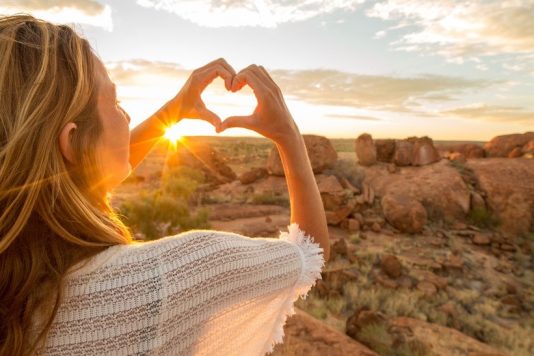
[467,158,534,236]
[484,132,534,158]
[381,193,427,233]
[267,135,337,175]
[411,136,441,166]
[355,133,377,166]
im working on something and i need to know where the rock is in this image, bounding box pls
[339,176,360,194]
[371,222,381,233]
[376,274,399,289]
[386,163,398,173]
[332,239,348,257]
[412,136,441,166]
[439,302,457,317]
[270,309,378,356]
[316,174,344,195]
[326,205,355,226]
[364,160,471,222]
[417,280,437,296]
[472,233,490,245]
[470,191,486,211]
[449,152,466,163]
[393,140,413,166]
[167,140,236,184]
[437,143,485,159]
[355,133,377,166]
[388,317,506,356]
[346,309,387,340]
[267,134,337,175]
[381,193,427,233]
[467,158,534,236]
[239,167,268,184]
[397,275,413,289]
[508,147,523,158]
[381,254,403,279]
[348,219,360,232]
[375,139,396,163]
[444,254,464,271]
[484,132,534,157]
[522,140,534,154]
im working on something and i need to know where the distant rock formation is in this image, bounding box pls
[484,132,534,158]
[354,133,377,166]
[267,134,337,176]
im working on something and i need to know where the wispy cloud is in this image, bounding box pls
[271,69,491,113]
[136,0,365,28]
[442,104,534,124]
[367,0,534,73]
[327,114,381,121]
[0,0,113,30]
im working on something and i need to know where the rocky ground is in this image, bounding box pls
[112,132,534,355]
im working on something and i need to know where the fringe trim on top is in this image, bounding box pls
[261,222,326,355]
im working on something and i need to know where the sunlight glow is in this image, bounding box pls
[164,124,182,143]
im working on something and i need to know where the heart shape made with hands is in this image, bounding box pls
[199,77,258,132]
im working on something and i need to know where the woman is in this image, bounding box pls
[0,14,329,355]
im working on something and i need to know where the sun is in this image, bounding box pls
[164,124,182,143]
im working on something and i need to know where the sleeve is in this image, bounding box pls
[156,222,325,356]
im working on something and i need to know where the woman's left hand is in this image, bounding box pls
[162,58,236,130]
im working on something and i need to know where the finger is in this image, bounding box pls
[217,115,254,133]
[196,103,222,128]
[199,58,236,90]
[258,65,281,93]
[198,64,234,91]
[230,68,267,99]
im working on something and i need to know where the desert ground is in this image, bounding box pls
[111,132,534,356]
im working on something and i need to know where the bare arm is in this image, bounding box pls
[217,65,330,261]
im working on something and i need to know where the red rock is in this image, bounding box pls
[412,136,441,166]
[381,254,403,278]
[467,158,534,236]
[417,280,437,296]
[393,140,413,166]
[386,163,398,173]
[270,309,378,356]
[381,193,427,233]
[449,152,466,163]
[332,238,348,257]
[326,205,354,226]
[375,139,396,163]
[437,143,485,159]
[472,234,490,245]
[376,274,398,289]
[484,132,534,157]
[508,147,523,158]
[267,134,337,175]
[355,133,377,166]
[348,219,360,232]
[470,191,486,211]
[371,222,381,232]
[364,160,471,222]
[239,167,268,184]
[397,275,413,289]
[522,140,534,154]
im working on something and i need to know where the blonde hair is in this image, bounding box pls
[0,14,132,355]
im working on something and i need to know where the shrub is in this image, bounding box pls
[467,206,500,228]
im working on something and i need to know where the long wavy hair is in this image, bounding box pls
[0,15,132,355]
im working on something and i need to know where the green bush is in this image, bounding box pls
[119,166,210,240]
[467,207,500,229]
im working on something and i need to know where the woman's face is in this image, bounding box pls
[94,57,131,191]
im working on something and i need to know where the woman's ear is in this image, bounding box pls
[59,122,77,164]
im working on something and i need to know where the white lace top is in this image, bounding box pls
[35,223,325,355]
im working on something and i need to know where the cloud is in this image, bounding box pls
[442,104,534,124]
[270,68,491,113]
[327,114,381,121]
[136,0,364,28]
[107,59,500,119]
[367,0,534,72]
[0,0,113,30]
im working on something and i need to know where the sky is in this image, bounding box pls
[2,0,533,141]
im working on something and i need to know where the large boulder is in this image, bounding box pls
[411,136,441,166]
[267,135,337,176]
[393,140,413,166]
[167,140,236,184]
[271,309,377,356]
[381,193,427,233]
[484,132,534,157]
[375,139,396,163]
[467,158,534,236]
[436,143,485,159]
[364,160,471,222]
[354,133,377,166]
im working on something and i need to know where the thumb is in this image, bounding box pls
[196,105,222,130]
[217,115,254,133]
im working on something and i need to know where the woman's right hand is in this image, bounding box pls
[215,65,300,145]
